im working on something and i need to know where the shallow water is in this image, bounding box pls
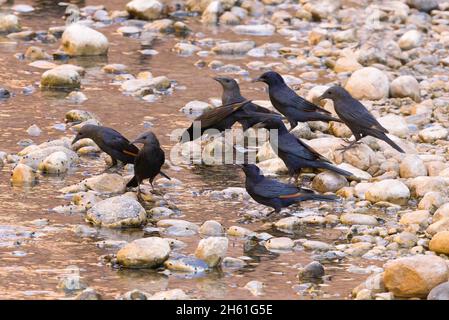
[0,0,378,299]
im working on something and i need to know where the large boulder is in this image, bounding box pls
[126,0,164,20]
[86,195,146,228]
[117,237,170,268]
[365,179,410,205]
[383,255,449,298]
[60,24,109,56]
[345,67,389,100]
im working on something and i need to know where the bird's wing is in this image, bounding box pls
[338,100,388,133]
[195,102,248,128]
[242,102,275,114]
[273,135,330,163]
[280,87,331,114]
[252,177,301,198]
[103,129,139,156]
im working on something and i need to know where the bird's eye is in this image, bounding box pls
[328,91,332,95]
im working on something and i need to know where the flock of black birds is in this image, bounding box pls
[71,71,406,214]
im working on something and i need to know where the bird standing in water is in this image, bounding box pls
[254,71,342,129]
[241,164,337,214]
[71,124,139,168]
[127,131,170,196]
[318,86,405,153]
[253,117,353,184]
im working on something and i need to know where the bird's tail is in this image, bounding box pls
[319,162,353,177]
[160,171,171,180]
[373,131,405,153]
[126,176,138,188]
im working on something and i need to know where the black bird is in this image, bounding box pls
[127,131,170,194]
[253,117,353,183]
[214,76,275,130]
[241,164,337,214]
[254,71,342,129]
[318,86,405,153]
[71,124,139,167]
[179,100,283,142]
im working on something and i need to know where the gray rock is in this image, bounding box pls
[86,195,146,228]
[427,281,449,300]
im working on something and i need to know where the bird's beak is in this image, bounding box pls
[71,135,80,145]
[213,76,223,83]
[317,94,327,102]
[252,77,262,83]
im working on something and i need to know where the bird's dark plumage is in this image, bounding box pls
[318,86,405,153]
[241,164,337,213]
[126,131,170,190]
[254,71,342,129]
[71,124,139,166]
[214,76,276,130]
[254,118,353,181]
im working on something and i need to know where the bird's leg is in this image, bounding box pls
[295,174,303,187]
[136,185,143,202]
[337,134,362,153]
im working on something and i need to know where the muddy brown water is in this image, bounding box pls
[0,0,377,299]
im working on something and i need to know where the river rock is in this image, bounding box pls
[419,192,446,213]
[312,171,348,193]
[25,46,51,61]
[340,213,378,226]
[0,14,21,33]
[390,76,420,101]
[383,255,449,298]
[86,195,146,228]
[297,261,325,280]
[11,164,36,184]
[427,218,449,236]
[194,236,228,267]
[126,0,163,20]
[409,177,449,197]
[429,231,449,254]
[418,125,448,143]
[87,171,125,190]
[149,289,189,300]
[201,1,222,24]
[117,237,170,268]
[274,216,301,231]
[233,24,275,36]
[219,12,240,25]
[345,67,389,100]
[434,203,449,222]
[378,114,409,138]
[37,151,70,174]
[257,158,288,174]
[19,146,78,169]
[399,210,430,228]
[406,0,439,12]
[427,281,449,300]
[212,41,256,55]
[334,143,378,171]
[199,220,224,237]
[399,155,427,178]
[41,67,81,89]
[398,30,422,50]
[265,237,294,251]
[365,179,410,205]
[60,24,108,56]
